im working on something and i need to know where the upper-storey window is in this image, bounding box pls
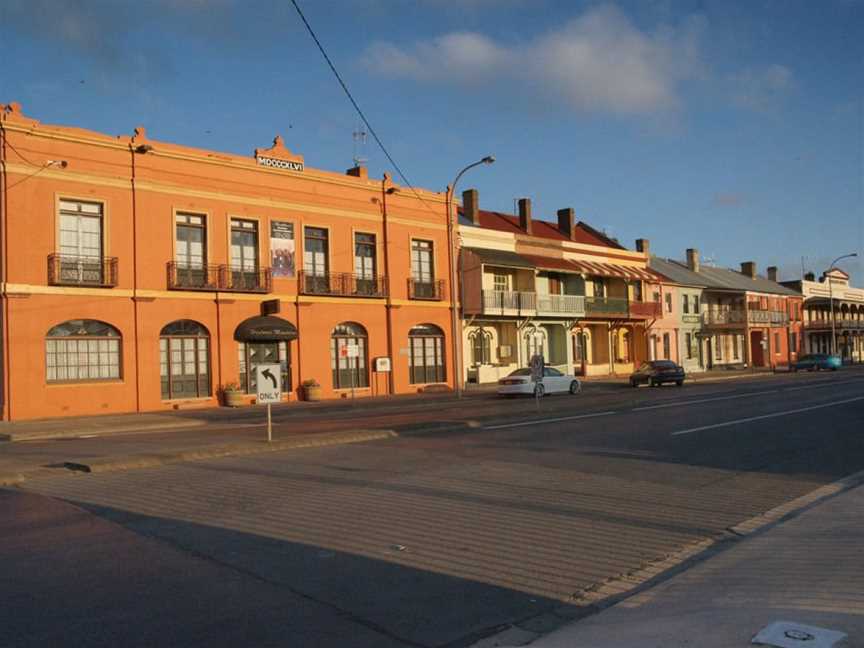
[60,200,103,260]
[176,213,206,269]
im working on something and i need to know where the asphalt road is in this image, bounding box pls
[4,370,864,647]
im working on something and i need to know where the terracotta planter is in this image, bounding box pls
[224,390,245,407]
[303,385,322,402]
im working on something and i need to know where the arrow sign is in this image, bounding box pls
[261,368,278,389]
[255,364,282,405]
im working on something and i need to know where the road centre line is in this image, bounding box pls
[633,389,779,411]
[781,378,864,392]
[670,396,864,437]
[484,411,618,430]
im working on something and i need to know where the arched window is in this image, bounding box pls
[409,324,445,384]
[469,329,492,365]
[160,320,210,399]
[46,319,121,382]
[330,322,368,389]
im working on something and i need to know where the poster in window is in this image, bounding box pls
[270,221,295,278]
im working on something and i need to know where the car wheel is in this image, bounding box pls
[650,378,658,387]
[676,380,684,387]
[569,381,581,395]
[534,383,545,398]
[630,378,637,388]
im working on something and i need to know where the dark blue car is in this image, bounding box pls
[792,354,841,372]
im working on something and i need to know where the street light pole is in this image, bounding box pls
[447,156,495,398]
[826,252,858,357]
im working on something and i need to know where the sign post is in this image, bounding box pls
[255,364,281,442]
[530,354,545,412]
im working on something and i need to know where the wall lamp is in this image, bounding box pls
[135,144,154,154]
[46,160,68,168]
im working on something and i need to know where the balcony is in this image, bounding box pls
[298,271,388,298]
[408,278,445,301]
[223,266,272,293]
[703,309,747,326]
[478,290,536,315]
[536,293,585,317]
[167,262,220,291]
[748,309,789,325]
[629,300,662,319]
[806,318,864,330]
[585,296,629,317]
[48,254,118,288]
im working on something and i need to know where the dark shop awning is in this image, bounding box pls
[234,316,298,342]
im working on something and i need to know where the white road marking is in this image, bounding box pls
[782,378,864,392]
[633,389,779,411]
[670,396,864,436]
[484,411,618,430]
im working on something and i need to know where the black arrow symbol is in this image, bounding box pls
[261,369,278,389]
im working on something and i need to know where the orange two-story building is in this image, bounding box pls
[0,102,455,420]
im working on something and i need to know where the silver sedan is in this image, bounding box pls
[497,367,582,396]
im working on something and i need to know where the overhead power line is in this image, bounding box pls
[289,0,441,213]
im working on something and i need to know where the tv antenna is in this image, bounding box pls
[352,120,368,167]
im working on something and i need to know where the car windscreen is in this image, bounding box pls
[509,368,532,376]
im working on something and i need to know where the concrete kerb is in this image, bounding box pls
[470,467,864,648]
[0,417,206,442]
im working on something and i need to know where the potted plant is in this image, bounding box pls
[301,378,322,402]
[222,381,245,407]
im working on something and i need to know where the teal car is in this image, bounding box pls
[792,354,841,372]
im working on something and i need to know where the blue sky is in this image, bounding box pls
[2,0,863,283]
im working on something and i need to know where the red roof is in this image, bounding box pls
[462,208,625,249]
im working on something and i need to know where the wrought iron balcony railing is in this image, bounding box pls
[165,262,271,293]
[223,266,272,293]
[585,296,629,317]
[748,309,789,325]
[703,310,747,325]
[167,262,220,291]
[48,254,118,288]
[298,271,388,298]
[408,278,445,301]
[629,300,662,318]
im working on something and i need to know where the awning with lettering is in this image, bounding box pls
[234,315,298,342]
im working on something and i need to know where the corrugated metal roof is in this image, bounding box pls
[459,208,625,249]
[463,247,534,269]
[650,256,800,295]
[649,257,708,287]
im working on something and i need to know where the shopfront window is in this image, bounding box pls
[330,322,369,389]
[46,319,121,382]
[160,320,210,400]
[409,324,446,384]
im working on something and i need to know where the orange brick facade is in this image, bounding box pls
[1,103,455,420]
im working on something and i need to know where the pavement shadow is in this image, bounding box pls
[50,497,576,648]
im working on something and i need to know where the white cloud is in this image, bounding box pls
[362,3,706,115]
[728,64,797,111]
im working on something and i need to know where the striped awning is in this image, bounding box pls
[568,260,658,282]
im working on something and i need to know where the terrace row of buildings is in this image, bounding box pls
[1,103,861,420]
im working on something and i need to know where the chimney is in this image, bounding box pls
[518,198,532,235]
[741,261,757,279]
[635,239,650,256]
[557,208,574,239]
[767,266,778,282]
[463,189,480,226]
[346,165,368,179]
[804,271,815,281]
[686,248,700,272]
